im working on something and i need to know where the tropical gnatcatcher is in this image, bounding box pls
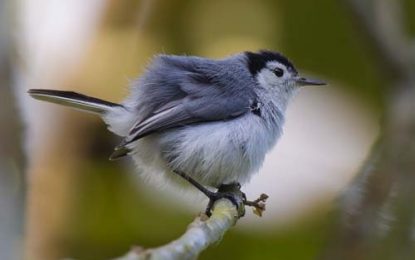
[28,50,326,215]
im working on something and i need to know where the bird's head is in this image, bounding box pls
[245,50,326,91]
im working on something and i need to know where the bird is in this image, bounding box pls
[28,50,326,215]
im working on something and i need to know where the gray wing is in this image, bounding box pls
[126,94,250,142]
[110,54,256,159]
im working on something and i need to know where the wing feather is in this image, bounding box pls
[112,54,257,157]
[124,95,251,145]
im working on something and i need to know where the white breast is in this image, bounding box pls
[129,112,282,188]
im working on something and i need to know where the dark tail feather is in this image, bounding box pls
[28,89,123,115]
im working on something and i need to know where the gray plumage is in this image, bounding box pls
[28,50,325,189]
[122,55,257,141]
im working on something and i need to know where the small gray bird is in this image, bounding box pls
[29,50,325,215]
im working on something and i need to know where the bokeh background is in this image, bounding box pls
[1,0,415,259]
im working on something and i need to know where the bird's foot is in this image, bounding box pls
[204,183,269,217]
[172,170,268,217]
[204,183,245,217]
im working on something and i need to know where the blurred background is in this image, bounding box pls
[1,0,415,259]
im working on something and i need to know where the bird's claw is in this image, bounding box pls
[205,183,245,217]
[205,183,269,218]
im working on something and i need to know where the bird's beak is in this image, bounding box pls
[296,76,326,86]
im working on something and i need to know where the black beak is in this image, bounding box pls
[296,76,326,86]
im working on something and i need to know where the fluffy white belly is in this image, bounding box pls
[129,113,281,188]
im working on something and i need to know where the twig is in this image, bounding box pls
[244,193,269,217]
[115,192,268,260]
[116,200,240,260]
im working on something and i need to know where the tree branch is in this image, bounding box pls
[115,199,241,260]
[115,188,269,260]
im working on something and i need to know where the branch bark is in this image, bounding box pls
[115,199,242,260]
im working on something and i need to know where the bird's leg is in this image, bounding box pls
[172,170,215,198]
[173,171,269,217]
[173,171,245,217]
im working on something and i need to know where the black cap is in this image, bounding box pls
[245,50,297,76]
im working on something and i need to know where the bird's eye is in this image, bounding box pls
[273,68,284,77]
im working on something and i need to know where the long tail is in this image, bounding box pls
[28,89,123,115]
